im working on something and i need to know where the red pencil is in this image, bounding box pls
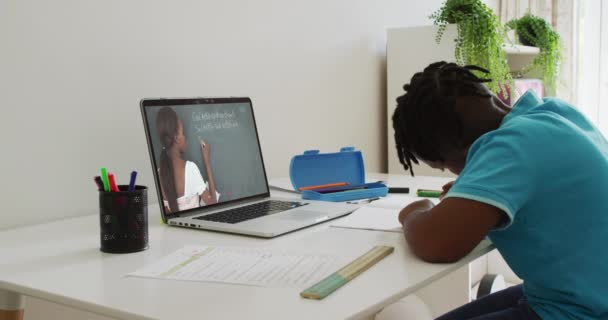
[108,173,120,192]
[298,182,349,191]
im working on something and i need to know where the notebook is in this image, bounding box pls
[331,196,439,232]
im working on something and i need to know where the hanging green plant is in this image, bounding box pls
[505,14,562,95]
[430,0,512,95]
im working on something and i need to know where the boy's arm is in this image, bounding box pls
[399,198,504,263]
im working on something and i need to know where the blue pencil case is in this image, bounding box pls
[289,147,388,202]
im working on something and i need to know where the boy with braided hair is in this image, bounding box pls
[392,61,608,320]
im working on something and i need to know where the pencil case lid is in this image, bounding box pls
[289,147,365,191]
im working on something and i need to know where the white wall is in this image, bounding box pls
[3,1,444,318]
[1,0,443,232]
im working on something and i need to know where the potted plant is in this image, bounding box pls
[505,14,562,95]
[430,0,511,95]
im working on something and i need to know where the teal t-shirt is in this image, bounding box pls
[445,91,608,320]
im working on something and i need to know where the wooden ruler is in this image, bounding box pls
[300,245,394,300]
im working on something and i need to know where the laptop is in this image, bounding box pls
[140,97,358,238]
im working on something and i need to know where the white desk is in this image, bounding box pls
[0,174,493,320]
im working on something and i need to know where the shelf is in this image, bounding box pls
[503,44,540,55]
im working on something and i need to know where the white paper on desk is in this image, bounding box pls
[331,196,439,232]
[331,207,403,232]
[128,246,337,288]
[366,195,439,209]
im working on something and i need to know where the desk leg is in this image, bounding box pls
[415,265,470,317]
[0,289,24,320]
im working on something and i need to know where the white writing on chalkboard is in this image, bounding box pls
[191,110,240,133]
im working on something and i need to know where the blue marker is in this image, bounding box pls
[128,171,138,192]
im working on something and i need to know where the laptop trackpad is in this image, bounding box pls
[279,210,328,222]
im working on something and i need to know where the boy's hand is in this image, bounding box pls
[440,180,455,200]
[398,199,435,225]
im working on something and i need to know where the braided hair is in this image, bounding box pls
[156,107,180,213]
[392,61,493,176]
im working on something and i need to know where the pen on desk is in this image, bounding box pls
[100,167,110,192]
[346,197,380,204]
[388,187,410,194]
[108,173,120,192]
[128,171,138,192]
[94,176,103,191]
[416,189,442,198]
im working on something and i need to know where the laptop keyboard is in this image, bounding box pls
[194,200,307,224]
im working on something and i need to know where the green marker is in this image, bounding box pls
[416,189,442,198]
[100,167,110,192]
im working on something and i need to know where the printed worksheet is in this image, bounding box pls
[128,246,337,288]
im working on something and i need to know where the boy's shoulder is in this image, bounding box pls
[490,96,580,139]
[510,91,578,121]
[466,109,565,166]
[537,96,580,115]
[468,96,598,168]
[471,115,545,151]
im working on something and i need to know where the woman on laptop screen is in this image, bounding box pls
[156,106,220,214]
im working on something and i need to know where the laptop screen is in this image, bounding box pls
[141,98,270,218]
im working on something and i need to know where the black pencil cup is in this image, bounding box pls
[99,185,149,253]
